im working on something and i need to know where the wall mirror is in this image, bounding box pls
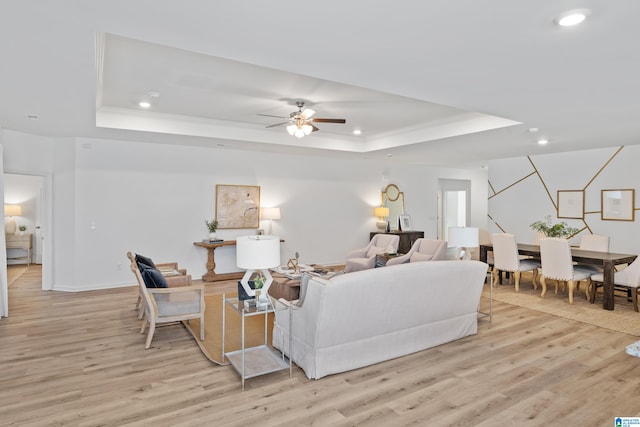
[382,184,405,230]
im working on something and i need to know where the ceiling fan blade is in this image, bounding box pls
[310,123,320,132]
[265,121,290,128]
[301,108,316,119]
[257,113,289,119]
[311,118,346,124]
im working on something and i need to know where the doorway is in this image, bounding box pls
[4,173,50,291]
[438,179,471,241]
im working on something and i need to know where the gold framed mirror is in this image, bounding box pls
[381,184,405,230]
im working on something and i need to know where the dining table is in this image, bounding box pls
[480,243,637,310]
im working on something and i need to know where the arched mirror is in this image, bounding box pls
[382,184,405,230]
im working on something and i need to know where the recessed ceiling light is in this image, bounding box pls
[538,139,549,145]
[25,114,39,120]
[555,9,590,27]
[528,127,539,133]
[138,101,151,109]
[353,129,362,135]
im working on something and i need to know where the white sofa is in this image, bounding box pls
[273,260,488,379]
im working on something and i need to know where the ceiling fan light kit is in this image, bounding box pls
[261,100,346,139]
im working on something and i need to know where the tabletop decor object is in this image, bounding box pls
[530,215,579,238]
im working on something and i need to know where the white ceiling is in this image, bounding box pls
[1,1,639,166]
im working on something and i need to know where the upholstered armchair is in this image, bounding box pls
[133,253,192,319]
[345,234,400,273]
[127,252,205,349]
[386,238,448,266]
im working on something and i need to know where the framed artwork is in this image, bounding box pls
[601,189,635,221]
[215,184,260,229]
[399,214,412,231]
[557,190,584,219]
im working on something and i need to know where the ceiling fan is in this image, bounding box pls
[258,101,346,139]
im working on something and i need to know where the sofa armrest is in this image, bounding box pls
[346,248,368,259]
[386,253,410,266]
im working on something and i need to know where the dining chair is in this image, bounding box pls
[539,238,593,304]
[577,234,610,273]
[491,233,539,292]
[590,255,640,311]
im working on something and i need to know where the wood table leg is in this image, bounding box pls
[603,260,615,310]
[201,246,244,282]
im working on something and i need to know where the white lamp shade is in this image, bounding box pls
[4,204,22,217]
[374,207,389,218]
[261,207,281,220]
[448,227,479,248]
[236,235,281,270]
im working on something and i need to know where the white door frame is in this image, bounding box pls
[438,179,472,240]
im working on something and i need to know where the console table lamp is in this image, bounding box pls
[448,226,479,260]
[236,235,281,300]
[4,204,22,235]
[374,206,389,232]
[260,207,281,235]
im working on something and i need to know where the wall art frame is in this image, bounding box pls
[601,189,635,221]
[399,214,412,231]
[557,190,584,219]
[215,184,261,229]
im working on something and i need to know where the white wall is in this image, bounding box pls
[3,130,488,291]
[488,145,640,254]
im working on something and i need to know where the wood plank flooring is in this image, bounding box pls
[2,266,640,426]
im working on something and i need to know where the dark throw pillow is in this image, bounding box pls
[135,253,157,271]
[141,268,168,288]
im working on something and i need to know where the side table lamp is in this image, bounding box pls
[374,206,389,232]
[448,226,479,260]
[236,235,281,303]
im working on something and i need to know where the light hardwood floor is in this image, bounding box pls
[2,266,640,426]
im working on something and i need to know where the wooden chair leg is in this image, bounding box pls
[140,318,147,334]
[492,268,499,287]
[200,316,205,340]
[532,269,538,290]
[568,280,576,304]
[633,290,639,312]
[145,321,156,349]
[540,275,547,298]
[135,294,141,311]
[584,279,591,301]
[514,271,521,292]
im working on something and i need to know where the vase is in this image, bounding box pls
[208,232,217,240]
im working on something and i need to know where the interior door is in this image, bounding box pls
[438,179,471,241]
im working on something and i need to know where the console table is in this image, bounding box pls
[369,231,424,254]
[194,239,285,283]
[6,233,32,265]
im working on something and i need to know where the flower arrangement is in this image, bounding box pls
[253,272,266,289]
[530,215,579,238]
[205,219,218,233]
[18,225,27,232]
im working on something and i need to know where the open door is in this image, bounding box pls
[0,145,8,317]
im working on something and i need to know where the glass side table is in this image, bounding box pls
[223,295,292,390]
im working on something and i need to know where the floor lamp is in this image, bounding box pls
[236,235,281,302]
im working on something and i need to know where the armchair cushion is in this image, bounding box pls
[410,252,433,263]
[366,245,387,258]
[141,268,169,288]
[135,253,157,270]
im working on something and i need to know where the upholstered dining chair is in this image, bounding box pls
[577,234,610,273]
[590,256,640,310]
[345,234,400,273]
[491,233,539,292]
[127,252,205,349]
[539,238,593,304]
[386,238,448,266]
